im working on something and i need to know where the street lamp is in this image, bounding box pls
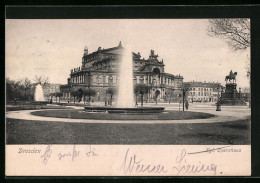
[105,90,107,106]
[216,85,222,111]
[182,88,187,111]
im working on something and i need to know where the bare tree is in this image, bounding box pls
[208,19,251,108]
[70,90,78,104]
[83,88,96,105]
[22,78,32,99]
[34,75,49,86]
[134,84,151,106]
[6,78,22,101]
[208,19,250,51]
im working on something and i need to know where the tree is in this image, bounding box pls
[52,92,62,103]
[82,89,95,104]
[208,19,250,51]
[56,92,63,103]
[154,90,160,105]
[6,78,23,102]
[134,84,151,106]
[21,78,32,100]
[166,90,175,104]
[34,75,49,86]
[208,19,251,107]
[6,78,17,101]
[245,54,250,78]
[83,88,96,104]
[106,88,117,106]
[51,92,58,103]
[50,92,54,100]
[82,90,86,104]
[70,91,78,104]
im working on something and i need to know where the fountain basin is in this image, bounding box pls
[84,106,165,113]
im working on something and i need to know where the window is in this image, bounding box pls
[140,77,144,84]
[108,76,113,86]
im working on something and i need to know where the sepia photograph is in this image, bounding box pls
[5,17,251,176]
[6,19,251,145]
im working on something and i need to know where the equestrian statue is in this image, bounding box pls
[225,70,237,83]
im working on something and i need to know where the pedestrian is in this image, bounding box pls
[185,100,189,110]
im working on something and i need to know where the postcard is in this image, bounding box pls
[5,18,251,176]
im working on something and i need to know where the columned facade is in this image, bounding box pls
[60,42,183,103]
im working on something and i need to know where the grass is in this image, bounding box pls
[6,117,250,145]
[6,105,72,111]
[30,109,215,120]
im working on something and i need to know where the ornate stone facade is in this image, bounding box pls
[60,42,183,102]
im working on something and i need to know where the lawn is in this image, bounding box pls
[6,117,250,145]
[30,109,215,120]
[6,105,72,111]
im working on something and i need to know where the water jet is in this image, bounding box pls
[34,84,45,101]
[85,46,165,114]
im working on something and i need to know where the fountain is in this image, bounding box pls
[34,84,45,101]
[84,45,164,113]
[117,48,134,107]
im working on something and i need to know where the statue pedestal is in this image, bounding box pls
[220,83,246,106]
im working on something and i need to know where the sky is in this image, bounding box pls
[6,19,250,88]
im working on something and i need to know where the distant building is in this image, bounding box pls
[240,87,250,102]
[42,84,61,100]
[60,42,184,102]
[241,87,250,93]
[184,81,222,102]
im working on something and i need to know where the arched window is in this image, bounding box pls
[133,77,137,85]
[140,77,144,84]
[108,76,113,86]
[152,68,160,76]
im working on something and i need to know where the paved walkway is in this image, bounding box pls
[5,103,250,124]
